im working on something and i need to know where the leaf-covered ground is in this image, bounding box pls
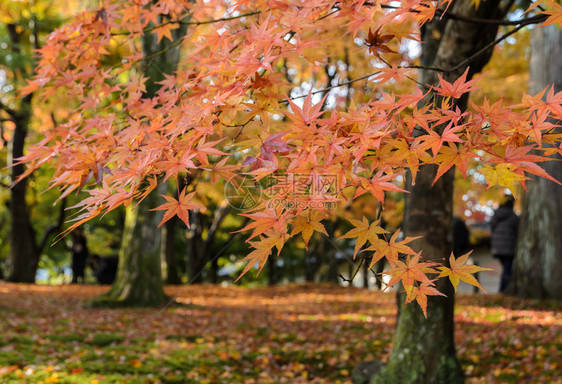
[0,283,560,384]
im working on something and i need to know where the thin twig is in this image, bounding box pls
[375,2,548,26]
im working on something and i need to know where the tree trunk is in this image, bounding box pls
[96,183,168,307]
[94,13,188,306]
[370,167,461,384]
[7,95,39,283]
[510,25,562,300]
[361,2,504,383]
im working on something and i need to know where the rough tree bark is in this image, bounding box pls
[355,2,506,383]
[94,15,188,306]
[510,25,562,300]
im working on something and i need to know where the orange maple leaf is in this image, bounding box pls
[152,188,204,228]
[434,67,480,99]
[353,171,407,204]
[235,231,286,282]
[154,23,178,43]
[538,0,562,27]
[364,230,420,267]
[384,253,437,290]
[236,208,293,241]
[416,122,464,158]
[285,90,327,126]
[405,280,446,318]
[432,144,477,184]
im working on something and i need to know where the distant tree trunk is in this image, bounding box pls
[304,234,326,282]
[187,204,229,284]
[360,2,505,383]
[268,255,277,286]
[94,15,188,306]
[7,95,39,283]
[3,21,41,283]
[209,216,249,284]
[304,248,315,282]
[160,179,185,285]
[188,210,206,284]
[161,215,182,285]
[510,25,562,300]
[363,255,371,288]
[210,255,220,284]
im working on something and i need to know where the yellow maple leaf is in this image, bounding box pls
[338,217,387,258]
[480,163,526,197]
[438,251,492,292]
[291,212,328,249]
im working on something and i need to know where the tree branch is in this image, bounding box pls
[375,2,548,26]
[0,121,10,148]
[0,101,17,119]
[205,203,230,251]
[112,11,261,36]
[337,257,364,284]
[282,70,382,104]
[446,21,530,75]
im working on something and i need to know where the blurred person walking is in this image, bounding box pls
[71,228,88,284]
[491,196,519,292]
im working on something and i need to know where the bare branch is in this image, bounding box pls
[111,11,261,36]
[205,204,230,250]
[374,2,548,26]
[0,101,17,119]
[37,198,67,254]
[446,22,530,75]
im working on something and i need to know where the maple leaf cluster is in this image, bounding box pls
[19,0,562,314]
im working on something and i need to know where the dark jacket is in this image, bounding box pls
[453,217,470,257]
[93,257,118,285]
[491,205,519,257]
